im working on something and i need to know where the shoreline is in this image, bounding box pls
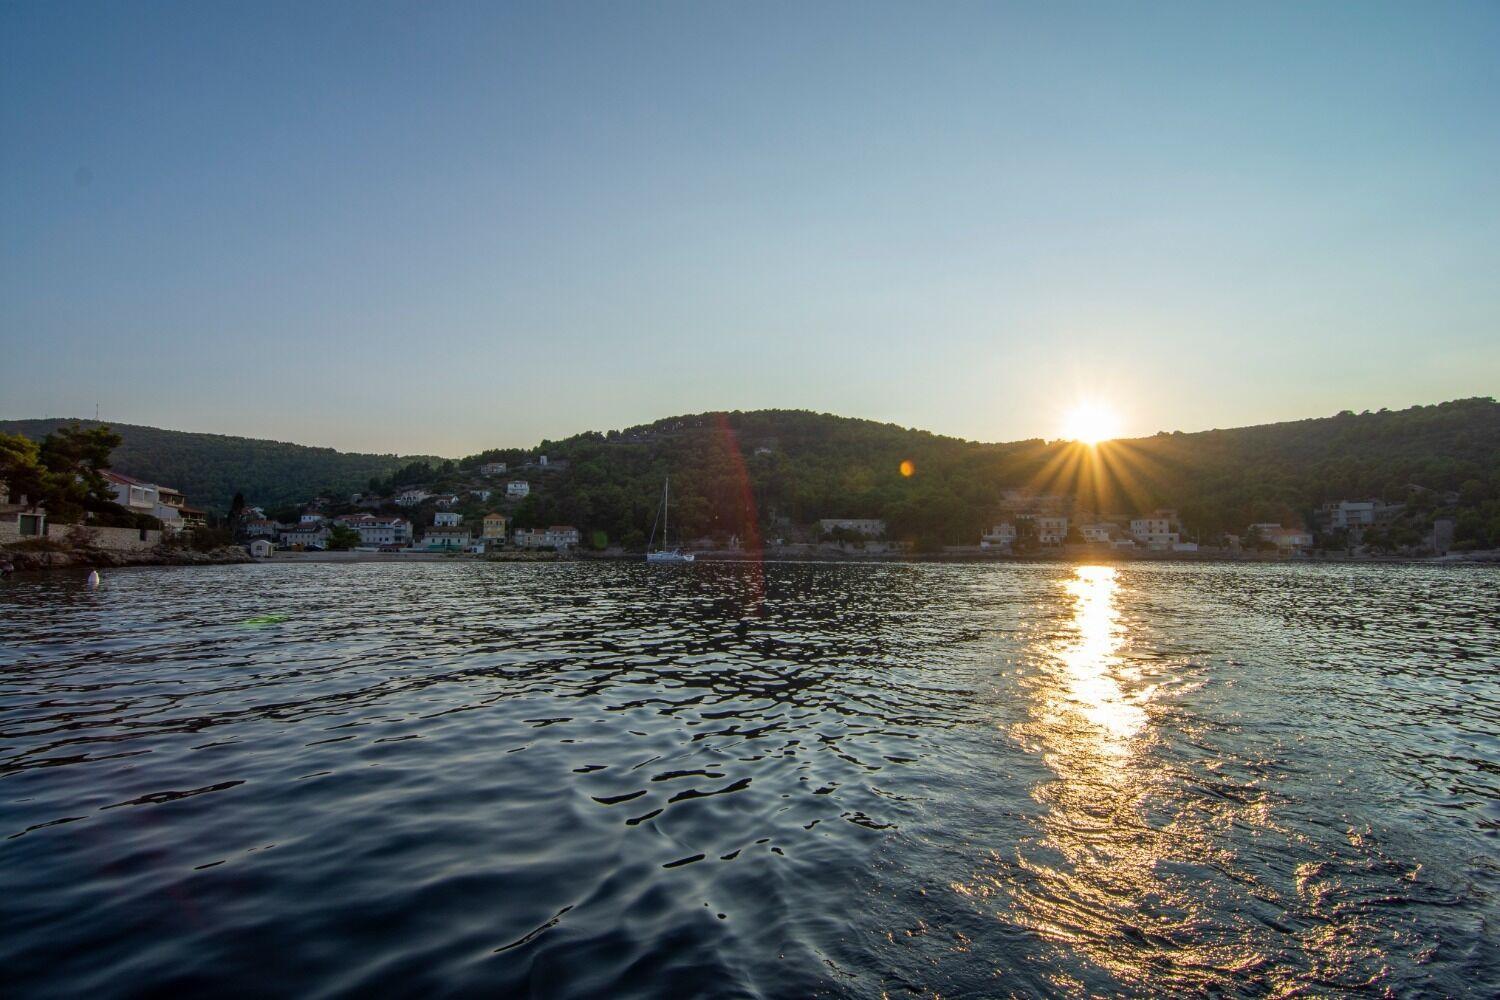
[7,546,1496,575]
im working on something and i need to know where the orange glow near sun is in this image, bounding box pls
[1062,401,1122,446]
[899,459,915,477]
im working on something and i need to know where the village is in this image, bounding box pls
[11,451,1465,565]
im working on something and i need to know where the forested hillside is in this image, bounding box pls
[6,398,1497,548]
[440,398,1500,549]
[0,419,440,512]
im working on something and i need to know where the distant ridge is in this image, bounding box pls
[0,418,443,513]
[3,399,1497,544]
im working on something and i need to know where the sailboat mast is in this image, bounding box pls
[663,477,669,547]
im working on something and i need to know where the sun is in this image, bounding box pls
[1062,400,1122,445]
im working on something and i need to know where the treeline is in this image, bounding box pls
[7,399,1497,550]
[0,424,156,528]
[0,419,440,512]
[439,400,1500,549]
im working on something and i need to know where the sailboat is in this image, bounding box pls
[646,476,695,563]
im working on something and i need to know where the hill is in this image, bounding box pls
[0,419,442,513]
[430,398,1498,550]
[6,398,1498,549]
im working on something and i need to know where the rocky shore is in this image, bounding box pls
[2,543,254,572]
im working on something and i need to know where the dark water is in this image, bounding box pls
[2,561,1497,997]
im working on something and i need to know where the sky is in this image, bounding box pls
[2,1,1497,457]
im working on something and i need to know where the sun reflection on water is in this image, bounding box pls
[1054,565,1145,751]
[950,565,1272,991]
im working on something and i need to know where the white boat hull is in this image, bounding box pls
[646,550,695,563]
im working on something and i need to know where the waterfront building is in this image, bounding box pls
[279,523,330,549]
[979,522,1016,549]
[1079,523,1113,543]
[1130,510,1180,550]
[514,525,579,550]
[420,526,472,550]
[102,470,198,533]
[818,518,886,538]
[246,538,274,558]
[335,514,412,547]
[1016,514,1069,545]
[482,513,508,540]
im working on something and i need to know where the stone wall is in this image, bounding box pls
[55,524,164,552]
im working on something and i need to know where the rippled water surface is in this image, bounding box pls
[3,561,1498,997]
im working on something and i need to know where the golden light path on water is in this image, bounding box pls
[954,566,1278,993]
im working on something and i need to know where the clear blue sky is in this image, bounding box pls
[3,1,1497,456]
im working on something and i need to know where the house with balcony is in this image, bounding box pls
[102,471,195,533]
[434,511,462,527]
[419,525,472,551]
[979,522,1016,549]
[480,462,508,476]
[513,525,579,550]
[1078,523,1113,544]
[334,514,412,547]
[1130,510,1181,550]
[279,523,330,549]
[1017,514,1069,545]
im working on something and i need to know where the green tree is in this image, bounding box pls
[0,432,46,505]
[327,524,361,550]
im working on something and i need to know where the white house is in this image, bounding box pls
[419,526,472,550]
[513,525,579,550]
[103,470,159,514]
[396,489,432,507]
[242,518,280,538]
[480,462,508,476]
[1325,500,1385,531]
[434,511,462,527]
[818,518,886,538]
[300,513,325,523]
[980,522,1016,549]
[101,470,205,533]
[471,489,492,502]
[279,523,330,549]
[335,514,412,547]
[246,538,274,558]
[1130,510,1180,550]
[506,481,531,499]
[1079,523,1113,544]
[1022,515,1068,545]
